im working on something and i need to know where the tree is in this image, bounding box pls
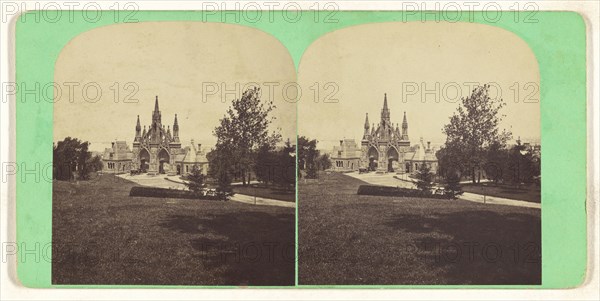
[297,136,320,179]
[53,137,92,181]
[184,164,205,196]
[316,153,332,171]
[87,155,103,172]
[254,142,277,184]
[216,175,234,200]
[207,143,235,201]
[505,141,539,186]
[277,139,296,188]
[436,144,463,181]
[485,140,509,183]
[415,164,434,193]
[441,84,512,183]
[444,170,463,198]
[213,87,281,186]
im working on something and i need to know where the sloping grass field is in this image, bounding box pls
[298,172,541,285]
[52,174,294,286]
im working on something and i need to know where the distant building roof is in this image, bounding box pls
[406,139,437,162]
[177,140,208,164]
[103,141,133,161]
[331,139,361,159]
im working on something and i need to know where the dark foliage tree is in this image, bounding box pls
[207,143,235,201]
[505,140,539,186]
[184,164,205,196]
[277,139,296,188]
[213,87,280,186]
[484,140,508,183]
[440,84,512,183]
[297,136,320,179]
[316,153,332,171]
[87,155,103,172]
[254,139,295,188]
[254,142,277,184]
[53,137,92,181]
[415,164,434,193]
[444,170,463,198]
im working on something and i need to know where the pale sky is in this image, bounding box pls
[297,22,540,151]
[54,21,540,153]
[54,22,297,152]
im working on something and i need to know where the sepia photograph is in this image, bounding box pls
[51,22,296,286]
[297,22,542,285]
[5,3,595,299]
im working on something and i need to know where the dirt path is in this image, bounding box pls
[345,171,540,209]
[118,174,294,208]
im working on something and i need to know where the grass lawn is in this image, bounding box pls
[462,182,541,203]
[299,172,541,285]
[52,174,294,286]
[232,184,295,202]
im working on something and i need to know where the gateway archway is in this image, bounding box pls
[367,146,379,171]
[139,148,150,172]
[158,148,170,174]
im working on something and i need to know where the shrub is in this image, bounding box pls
[415,164,434,192]
[129,186,221,200]
[357,185,449,199]
[184,164,205,195]
[444,171,463,198]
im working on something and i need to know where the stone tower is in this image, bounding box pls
[360,93,411,173]
[132,96,183,175]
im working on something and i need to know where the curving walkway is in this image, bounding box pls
[345,171,540,209]
[459,192,540,209]
[117,173,294,208]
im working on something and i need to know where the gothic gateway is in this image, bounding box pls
[360,94,438,173]
[131,96,182,175]
[102,97,209,176]
[361,93,410,172]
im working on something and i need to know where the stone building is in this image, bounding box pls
[330,139,361,172]
[360,93,411,173]
[131,96,184,175]
[102,141,133,173]
[404,138,439,173]
[359,93,438,174]
[98,97,208,176]
[174,140,209,175]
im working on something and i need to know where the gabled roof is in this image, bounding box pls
[178,141,208,164]
[406,139,437,162]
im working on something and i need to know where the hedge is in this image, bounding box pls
[357,185,450,199]
[129,186,222,200]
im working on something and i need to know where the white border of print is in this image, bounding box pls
[1,1,598,300]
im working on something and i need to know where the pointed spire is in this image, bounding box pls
[364,113,369,129]
[402,112,409,140]
[172,114,180,143]
[383,93,388,110]
[152,95,162,126]
[135,115,141,131]
[381,93,390,128]
[134,115,141,140]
